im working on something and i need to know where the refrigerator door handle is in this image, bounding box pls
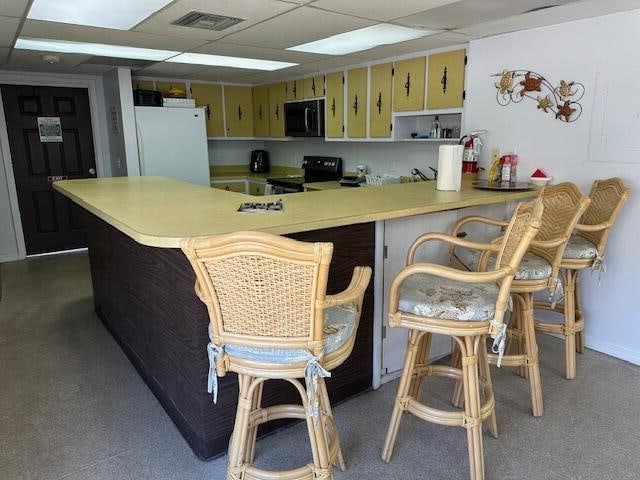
[136,122,145,175]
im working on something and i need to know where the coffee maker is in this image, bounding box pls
[250,150,270,173]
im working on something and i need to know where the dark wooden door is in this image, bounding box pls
[1,84,97,255]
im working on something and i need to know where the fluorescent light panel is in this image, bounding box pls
[167,53,297,71]
[15,38,178,62]
[287,24,437,55]
[27,0,172,30]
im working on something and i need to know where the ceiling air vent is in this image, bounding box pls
[171,11,245,31]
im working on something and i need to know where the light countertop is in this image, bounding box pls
[54,176,537,248]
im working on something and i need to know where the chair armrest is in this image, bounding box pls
[323,266,372,310]
[450,215,509,237]
[576,222,611,232]
[408,232,499,265]
[194,280,210,303]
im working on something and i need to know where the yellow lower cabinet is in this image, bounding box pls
[303,75,325,98]
[212,181,246,193]
[347,68,367,138]
[369,63,393,137]
[325,72,344,138]
[427,49,466,109]
[190,83,225,137]
[248,181,266,196]
[268,83,287,138]
[252,85,270,137]
[224,86,254,137]
[393,57,426,112]
[286,79,302,101]
[132,79,154,91]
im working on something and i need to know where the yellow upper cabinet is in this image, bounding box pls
[286,79,303,101]
[325,72,344,138]
[268,82,287,138]
[393,57,426,112]
[252,85,270,137]
[132,79,154,91]
[303,75,325,98]
[347,68,367,138]
[369,63,393,138]
[155,81,186,96]
[190,83,224,137]
[427,49,466,109]
[224,86,254,137]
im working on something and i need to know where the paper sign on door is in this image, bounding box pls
[37,117,63,142]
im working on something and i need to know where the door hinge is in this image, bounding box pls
[382,325,387,339]
[383,245,388,259]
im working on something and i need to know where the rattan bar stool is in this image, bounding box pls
[382,200,543,480]
[182,231,371,480]
[449,183,590,416]
[534,178,630,379]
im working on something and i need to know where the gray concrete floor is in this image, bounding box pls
[1,252,639,480]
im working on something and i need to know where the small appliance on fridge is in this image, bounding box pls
[134,106,210,187]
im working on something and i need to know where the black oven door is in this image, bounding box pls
[285,100,325,137]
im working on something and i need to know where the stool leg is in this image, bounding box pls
[245,381,263,464]
[409,332,432,401]
[462,336,485,480]
[478,339,498,439]
[451,341,465,408]
[381,330,423,463]
[227,374,254,480]
[575,272,585,353]
[511,298,528,379]
[563,269,578,379]
[319,379,346,471]
[301,379,334,480]
[521,293,544,416]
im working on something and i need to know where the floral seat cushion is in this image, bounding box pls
[398,273,499,321]
[454,248,552,280]
[563,235,598,259]
[224,305,357,363]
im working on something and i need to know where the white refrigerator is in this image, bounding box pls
[134,106,210,186]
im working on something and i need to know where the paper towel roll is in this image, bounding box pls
[437,145,463,192]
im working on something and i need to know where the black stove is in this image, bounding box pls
[267,156,342,193]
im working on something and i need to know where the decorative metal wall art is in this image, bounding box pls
[492,69,584,122]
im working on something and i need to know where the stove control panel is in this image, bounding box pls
[302,156,342,173]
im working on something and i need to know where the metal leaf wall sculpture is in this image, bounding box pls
[492,69,584,122]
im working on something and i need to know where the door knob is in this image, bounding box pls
[89,168,96,175]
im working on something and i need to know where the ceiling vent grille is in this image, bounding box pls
[171,11,245,31]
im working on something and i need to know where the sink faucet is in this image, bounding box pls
[411,168,437,181]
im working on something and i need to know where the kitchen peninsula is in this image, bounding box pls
[54,176,536,459]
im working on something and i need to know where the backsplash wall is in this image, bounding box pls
[209,139,446,176]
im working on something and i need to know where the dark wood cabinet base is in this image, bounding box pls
[85,213,375,459]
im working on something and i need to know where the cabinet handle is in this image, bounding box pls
[206,103,211,120]
[292,82,297,98]
[376,92,382,114]
[405,72,411,97]
[441,66,448,94]
[258,104,262,121]
[331,97,336,117]
[238,105,242,121]
[275,104,279,121]
[353,94,358,115]
[311,78,316,96]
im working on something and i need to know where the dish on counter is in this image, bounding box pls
[472,180,536,191]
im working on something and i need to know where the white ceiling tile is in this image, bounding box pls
[0,16,20,47]
[73,64,118,75]
[312,0,458,22]
[134,0,298,41]
[221,6,375,49]
[0,0,30,17]
[395,0,578,30]
[192,41,326,63]
[343,32,468,60]
[20,19,208,51]
[456,0,640,38]
[134,61,210,77]
[7,50,92,71]
[189,66,263,82]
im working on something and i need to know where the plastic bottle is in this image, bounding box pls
[430,116,441,138]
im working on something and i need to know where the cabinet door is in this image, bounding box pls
[325,72,344,138]
[224,86,254,137]
[132,79,154,91]
[286,79,302,101]
[252,85,270,137]
[155,81,186,96]
[347,68,367,138]
[393,57,426,111]
[268,83,287,138]
[190,83,224,137]
[427,49,466,109]
[303,75,325,98]
[211,181,246,193]
[248,181,266,196]
[369,63,393,138]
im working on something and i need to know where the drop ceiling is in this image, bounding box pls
[1,0,640,84]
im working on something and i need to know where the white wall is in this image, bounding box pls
[464,10,640,364]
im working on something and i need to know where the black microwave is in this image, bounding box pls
[284,99,325,137]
